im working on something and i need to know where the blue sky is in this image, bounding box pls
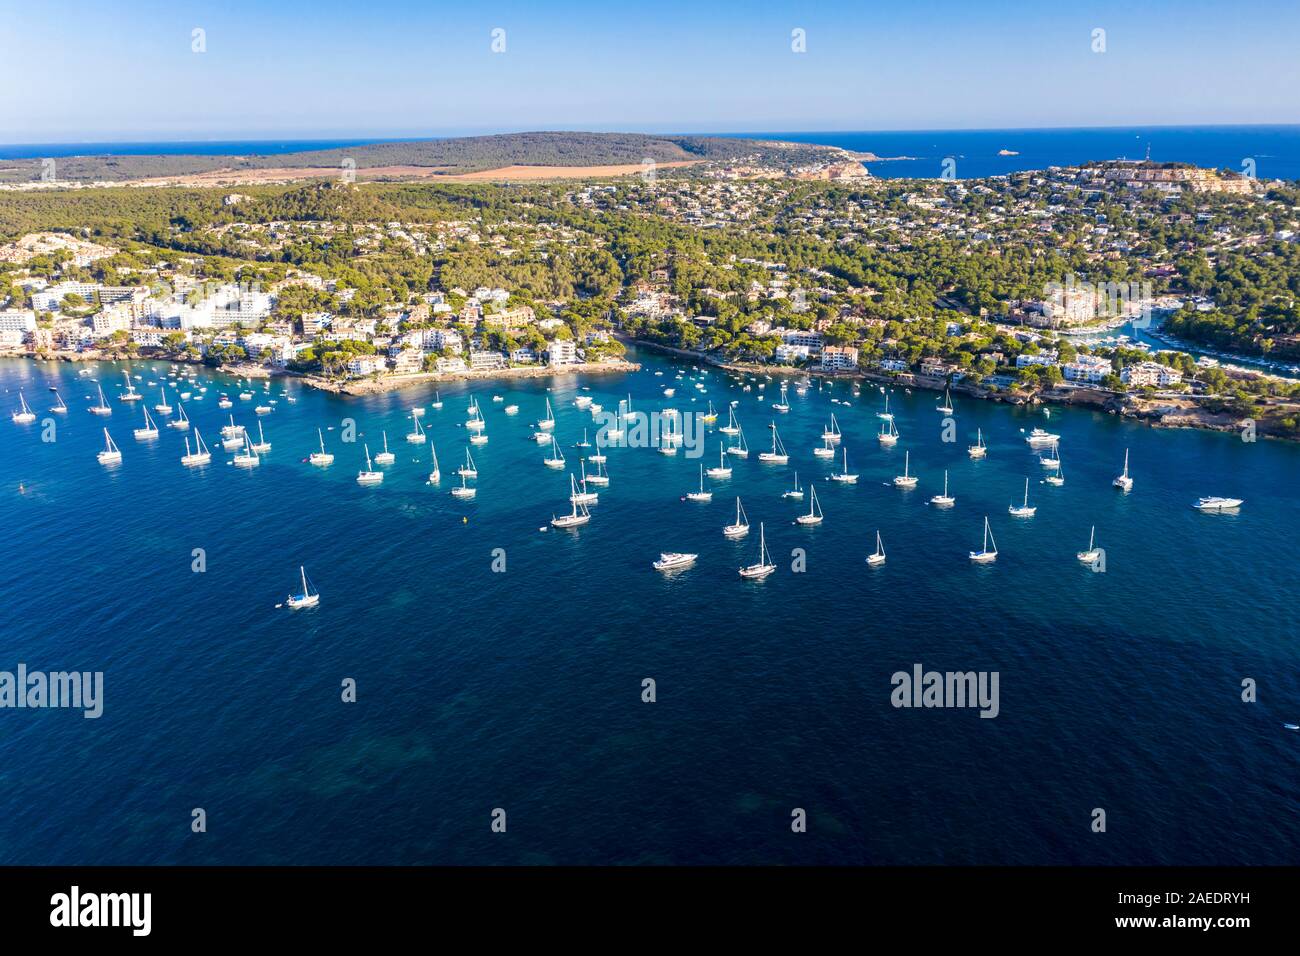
[3,0,1299,142]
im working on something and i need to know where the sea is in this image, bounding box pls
[1,350,1298,865]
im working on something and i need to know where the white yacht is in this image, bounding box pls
[133,407,159,440]
[878,416,899,446]
[1193,496,1243,511]
[431,390,444,410]
[1039,441,1061,469]
[706,442,733,479]
[866,530,886,567]
[118,371,141,402]
[772,382,791,413]
[1008,477,1036,517]
[96,428,122,464]
[571,463,599,505]
[427,443,441,483]
[504,404,519,415]
[893,450,918,488]
[795,485,824,525]
[719,406,740,436]
[723,497,750,538]
[813,435,836,458]
[406,413,427,444]
[450,471,476,499]
[969,516,998,563]
[829,447,858,483]
[1113,448,1133,492]
[220,415,245,440]
[738,522,777,579]
[929,470,954,506]
[1025,427,1060,447]
[877,395,893,422]
[1045,462,1065,487]
[685,463,713,502]
[356,444,384,485]
[652,552,697,571]
[585,457,610,486]
[822,413,842,443]
[968,428,987,459]
[49,390,68,415]
[154,387,173,415]
[757,422,789,463]
[285,566,319,609]
[373,432,395,465]
[309,428,334,466]
[936,386,954,415]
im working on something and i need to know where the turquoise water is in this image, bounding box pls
[1,350,1298,864]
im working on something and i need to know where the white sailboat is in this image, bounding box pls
[723,496,750,538]
[585,457,610,486]
[1039,441,1061,469]
[119,370,141,402]
[866,530,886,566]
[168,401,190,430]
[772,382,790,412]
[1113,448,1133,491]
[49,390,68,414]
[155,387,173,415]
[356,444,384,484]
[427,442,441,483]
[571,462,599,504]
[251,420,271,454]
[706,442,733,479]
[458,448,478,478]
[285,566,319,609]
[783,471,804,500]
[757,422,789,463]
[795,485,823,525]
[551,475,591,527]
[373,431,395,465]
[11,389,36,423]
[929,470,955,506]
[133,407,159,440]
[822,413,842,443]
[543,434,565,468]
[877,395,893,421]
[537,397,556,431]
[738,522,777,579]
[90,383,112,416]
[1076,526,1101,564]
[406,412,427,444]
[878,416,899,446]
[431,390,444,410]
[1045,460,1065,486]
[936,386,954,415]
[969,516,998,563]
[96,427,122,464]
[829,447,858,483]
[309,428,334,466]
[719,405,740,436]
[180,430,212,466]
[220,414,244,440]
[233,434,260,468]
[686,463,713,502]
[893,450,918,488]
[1008,477,1036,517]
[968,427,987,458]
[813,434,836,458]
[450,470,476,498]
[726,421,749,458]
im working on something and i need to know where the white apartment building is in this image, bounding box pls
[774,343,811,364]
[1063,356,1112,383]
[1015,350,1059,368]
[1121,361,1183,387]
[547,339,578,365]
[821,345,859,371]
[0,310,37,333]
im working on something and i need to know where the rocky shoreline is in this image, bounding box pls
[301,359,641,396]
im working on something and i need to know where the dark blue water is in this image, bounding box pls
[1,351,1298,864]
[739,126,1300,181]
